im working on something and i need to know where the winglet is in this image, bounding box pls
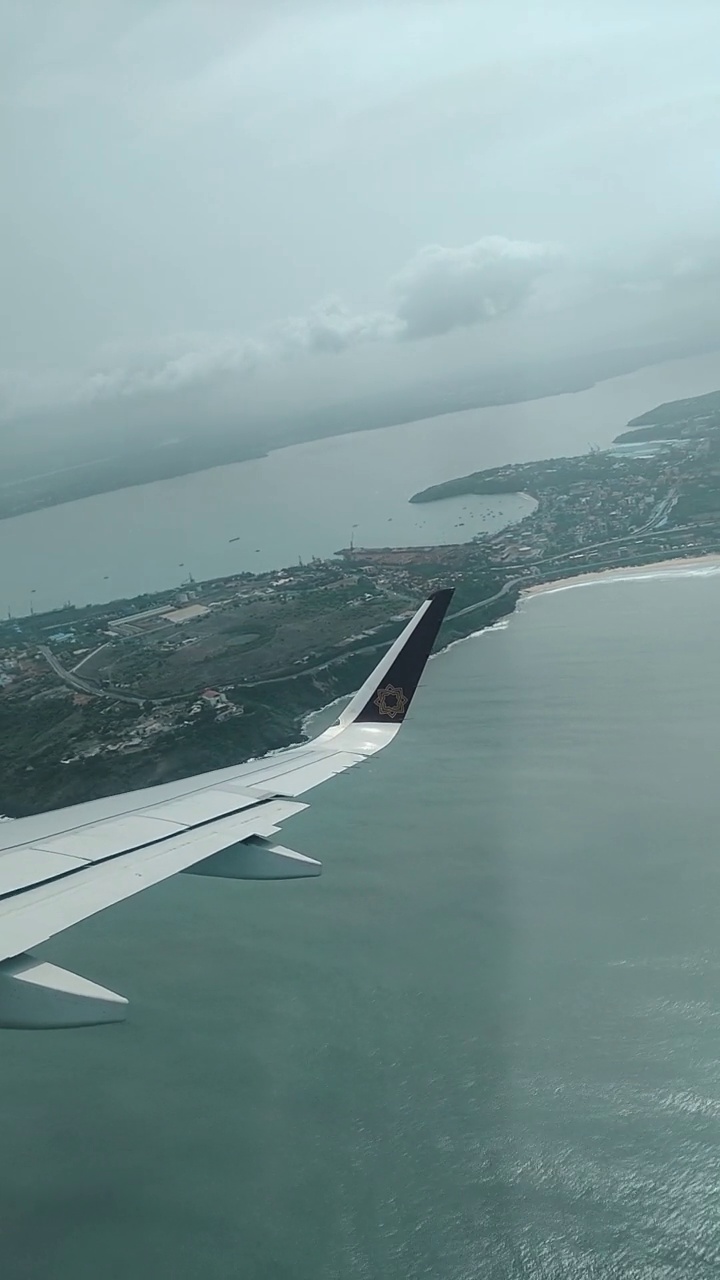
[318,588,454,748]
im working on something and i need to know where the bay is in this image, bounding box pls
[0,348,718,617]
[2,568,720,1277]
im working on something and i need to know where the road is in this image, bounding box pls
[39,646,146,706]
[446,578,521,618]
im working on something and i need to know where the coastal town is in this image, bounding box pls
[2,388,720,817]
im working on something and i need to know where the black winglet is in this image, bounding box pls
[338,587,454,729]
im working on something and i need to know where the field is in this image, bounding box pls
[81,588,416,698]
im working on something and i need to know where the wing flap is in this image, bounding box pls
[0,798,308,962]
[0,848,89,896]
[32,814,184,861]
[0,745,320,855]
[0,747,358,901]
[141,789,261,826]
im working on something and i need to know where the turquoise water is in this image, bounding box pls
[2,569,720,1277]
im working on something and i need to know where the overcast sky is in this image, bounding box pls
[3,0,720,429]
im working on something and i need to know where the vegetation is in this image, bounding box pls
[626,390,720,428]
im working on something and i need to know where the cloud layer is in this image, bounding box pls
[0,235,558,417]
[0,236,556,419]
[4,1,720,436]
[4,226,719,424]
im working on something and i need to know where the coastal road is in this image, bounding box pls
[38,646,146,706]
[446,578,522,619]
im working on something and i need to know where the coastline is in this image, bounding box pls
[5,549,720,816]
[522,554,720,599]
[301,555,720,741]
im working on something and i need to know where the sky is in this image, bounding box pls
[2,0,720,435]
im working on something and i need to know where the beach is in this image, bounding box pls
[523,554,720,599]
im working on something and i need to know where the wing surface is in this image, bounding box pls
[0,588,453,1027]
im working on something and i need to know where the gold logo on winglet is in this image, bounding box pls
[373,684,409,720]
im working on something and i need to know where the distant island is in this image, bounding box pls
[1,387,719,819]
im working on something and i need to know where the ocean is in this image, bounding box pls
[2,568,720,1278]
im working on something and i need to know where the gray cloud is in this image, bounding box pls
[272,297,403,355]
[5,223,720,425]
[273,236,559,355]
[0,336,268,418]
[0,235,558,417]
[392,237,560,339]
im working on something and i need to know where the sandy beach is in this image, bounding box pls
[523,554,720,599]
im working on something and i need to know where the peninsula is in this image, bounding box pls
[2,387,719,818]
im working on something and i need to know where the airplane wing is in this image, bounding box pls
[0,587,453,1029]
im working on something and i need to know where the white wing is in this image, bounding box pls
[0,589,453,1028]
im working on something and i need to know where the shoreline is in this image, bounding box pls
[522,554,720,599]
[306,553,720,723]
[302,555,720,740]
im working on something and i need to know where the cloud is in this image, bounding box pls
[392,237,561,339]
[0,235,559,419]
[107,336,268,396]
[269,237,558,358]
[272,297,402,355]
[0,336,268,418]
